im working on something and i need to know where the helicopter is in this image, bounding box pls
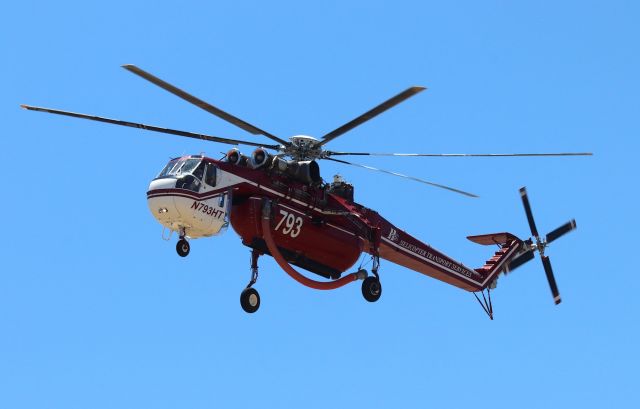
[21,65,592,318]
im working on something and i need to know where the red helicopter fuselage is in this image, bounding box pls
[146,154,523,293]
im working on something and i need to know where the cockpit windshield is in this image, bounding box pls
[179,159,202,175]
[156,158,203,179]
[157,159,180,178]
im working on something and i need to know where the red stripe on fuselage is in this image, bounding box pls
[147,187,228,201]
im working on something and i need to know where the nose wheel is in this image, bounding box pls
[176,238,190,257]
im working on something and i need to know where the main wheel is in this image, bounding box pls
[176,239,190,257]
[240,288,260,313]
[362,276,382,302]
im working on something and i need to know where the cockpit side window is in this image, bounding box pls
[205,164,217,186]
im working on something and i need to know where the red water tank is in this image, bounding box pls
[230,196,363,279]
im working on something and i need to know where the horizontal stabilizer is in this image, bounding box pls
[467,232,520,246]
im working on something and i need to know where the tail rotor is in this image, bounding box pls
[505,187,578,305]
[546,220,577,244]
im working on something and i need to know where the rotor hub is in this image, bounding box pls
[283,135,323,161]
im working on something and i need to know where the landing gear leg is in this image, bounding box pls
[240,249,261,313]
[176,229,190,257]
[362,256,382,302]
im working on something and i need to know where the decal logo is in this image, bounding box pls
[191,201,225,219]
[275,209,303,238]
[387,228,399,242]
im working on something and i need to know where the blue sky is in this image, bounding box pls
[2,1,638,408]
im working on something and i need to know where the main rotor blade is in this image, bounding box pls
[21,105,279,149]
[324,152,593,157]
[546,219,577,244]
[319,86,426,147]
[504,249,535,273]
[519,187,539,239]
[541,255,562,305]
[324,157,478,198]
[122,65,290,146]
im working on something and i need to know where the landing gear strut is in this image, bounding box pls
[240,249,261,313]
[361,255,382,302]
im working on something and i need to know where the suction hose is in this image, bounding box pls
[261,199,365,290]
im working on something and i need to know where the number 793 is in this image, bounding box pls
[274,209,303,238]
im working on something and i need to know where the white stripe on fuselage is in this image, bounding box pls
[381,236,480,286]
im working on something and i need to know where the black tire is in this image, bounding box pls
[176,239,190,257]
[362,276,382,302]
[240,288,260,313]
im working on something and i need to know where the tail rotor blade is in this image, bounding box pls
[519,187,540,239]
[512,187,570,306]
[541,255,562,305]
[505,250,535,273]
[546,219,577,244]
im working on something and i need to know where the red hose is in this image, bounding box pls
[261,203,362,290]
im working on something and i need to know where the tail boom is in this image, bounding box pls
[373,222,522,291]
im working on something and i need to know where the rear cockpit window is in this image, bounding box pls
[192,162,205,181]
[205,164,217,186]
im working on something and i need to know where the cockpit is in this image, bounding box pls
[147,155,229,240]
[156,156,217,192]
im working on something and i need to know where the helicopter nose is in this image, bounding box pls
[147,178,183,228]
[146,177,229,239]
